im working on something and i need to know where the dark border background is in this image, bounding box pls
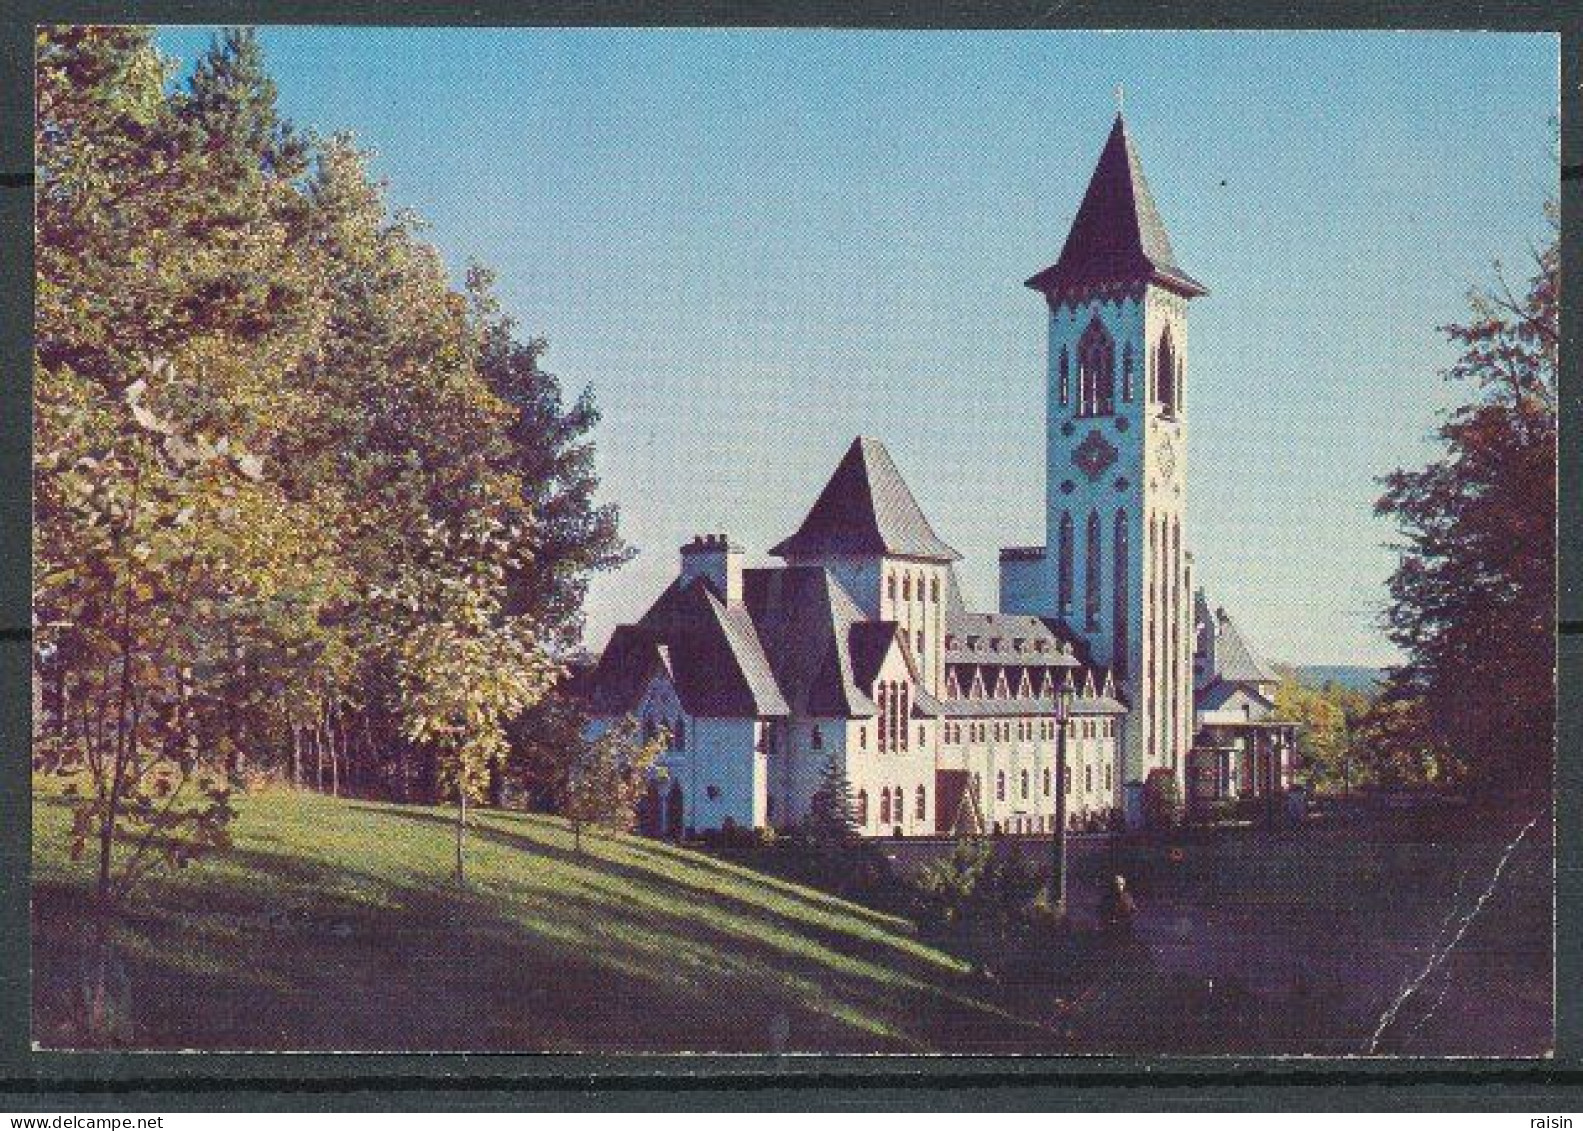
[0,0,1576,1110]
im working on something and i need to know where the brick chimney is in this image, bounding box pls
[680,534,743,604]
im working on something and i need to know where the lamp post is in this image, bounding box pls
[1051,669,1076,919]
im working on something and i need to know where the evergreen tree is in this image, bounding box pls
[804,755,860,846]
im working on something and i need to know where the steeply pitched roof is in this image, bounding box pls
[944,610,1079,668]
[592,576,789,717]
[1194,593,1278,688]
[770,437,961,563]
[1026,114,1207,300]
[741,566,874,717]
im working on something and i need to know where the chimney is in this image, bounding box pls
[680,533,743,604]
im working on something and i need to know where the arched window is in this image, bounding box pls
[899,684,910,751]
[930,578,940,603]
[1020,770,1030,799]
[1078,316,1116,417]
[916,785,927,820]
[1058,512,1075,620]
[902,574,912,601]
[1085,510,1102,631]
[1113,509,1129,679]
[1043,767,1052,796]
[1156,325,1177,413]
[996,771,1006,801]
[876,684,888,752]
[879,788,891,825]
[887,574,897,601]
[1057,346,1070,406]
[1121,341,1135,402]
[893,783,903,825]
[856,790,868,825]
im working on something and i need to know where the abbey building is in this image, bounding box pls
[583,114,1295,838]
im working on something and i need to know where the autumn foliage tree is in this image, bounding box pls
[1373,202,1557,792]
[33,25,628,987]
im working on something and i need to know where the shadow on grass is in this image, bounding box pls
[33,802,1043,1052]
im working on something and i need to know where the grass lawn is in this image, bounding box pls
[32,786,1039,1052]
[32,785,1551,1055]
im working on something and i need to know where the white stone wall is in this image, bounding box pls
[845,633,937,836]
[942,714,1123,834]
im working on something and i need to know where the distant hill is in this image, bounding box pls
[1285,665,1386,694]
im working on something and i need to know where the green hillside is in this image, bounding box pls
[31,788,1037,1052]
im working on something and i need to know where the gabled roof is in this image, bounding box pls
[770,436,961,563]
[742,565,875,717]
[603,576,789,717]
[1026,114,1207,300]
[1194,591,1279,688]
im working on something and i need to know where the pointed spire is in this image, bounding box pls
[1026,113,1206,299]
[770,436,961,563]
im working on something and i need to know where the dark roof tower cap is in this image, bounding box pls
[1026,113,1207,300]
[771,436,961,563]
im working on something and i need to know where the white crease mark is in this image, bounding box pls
[1366,811,1541,1054]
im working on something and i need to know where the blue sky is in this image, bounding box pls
[158,28,1558,665]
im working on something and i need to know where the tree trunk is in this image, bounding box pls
[454,786,467,886]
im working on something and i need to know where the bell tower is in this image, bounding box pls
[1020,112,1206,787]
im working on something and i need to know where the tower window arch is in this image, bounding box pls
[1057,511,1075,621]
[1156,325,1178,415]
[1057,346,1071,407]
[1078,316,1116,417]
[1085,509,1103,631]
[1113,509,1129,679]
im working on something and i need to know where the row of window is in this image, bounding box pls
[976,760,1115,803]
[1054,507,1129,672]
[1056,318,1184,419]
[856,785,927,827]
[886,572,941,605]
[874,682,911,753]
[942,717,1115,745]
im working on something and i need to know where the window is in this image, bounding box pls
[857,790,868,824]
[931,578,941,602]
[1121,340,1135,402]
[1058,346,1070,406]
[919,725,926,747]
[1085,765,1093,792]
[1020,770,1030,799]
[996,771,1006,801]
[1043,768,1051,796]
[1105,765,1113,791]
[1058,512,1074,620]
[1156,325,1177,413]
[916,629,925,655]
[1078,315,1116,417]
[876,685,888,751]
[887,574,897,601]
[879,788,891,825]
[811,725,823,751]
[916,785,927,820]
[904,574,913,601]
[1085,510,1102,631]
[1113,509,1129,679]
[894,784,903,825]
